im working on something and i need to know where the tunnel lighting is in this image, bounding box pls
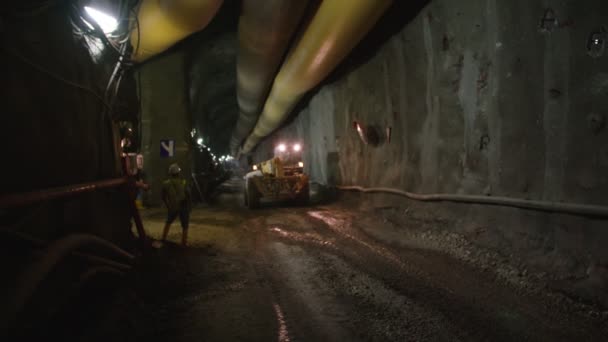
[196,138,203,145]
[253,165,258,170]
[293,144,302,152]
[277,144,287,152]
[298,161,304,168]
[84,6,118,34]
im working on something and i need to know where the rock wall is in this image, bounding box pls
[253,0,608,306]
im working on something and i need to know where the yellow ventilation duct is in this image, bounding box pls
[131,0,224,62]
[229,0,310,155]
[240,0,392,154]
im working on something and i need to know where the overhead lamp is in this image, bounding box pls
[293,144,302,152]
[197,138,203,145]
[277,143,286,152]
[84,6,118,34]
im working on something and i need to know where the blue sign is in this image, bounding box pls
[160,139,175,158]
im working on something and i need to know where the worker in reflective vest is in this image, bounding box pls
[160,163,192,247]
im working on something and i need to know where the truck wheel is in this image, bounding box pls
[246,179,260,209]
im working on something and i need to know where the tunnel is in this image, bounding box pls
[1,0,608,340]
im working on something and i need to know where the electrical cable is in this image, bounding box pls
[132,3,143,151]
[74,3,122,56]
[132,5,141,58]
[3,46,111,111]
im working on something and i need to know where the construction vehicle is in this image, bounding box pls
[243,142,309,209]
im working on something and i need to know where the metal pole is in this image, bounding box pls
[0,178,128,209]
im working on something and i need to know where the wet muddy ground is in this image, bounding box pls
[85,178,607,342]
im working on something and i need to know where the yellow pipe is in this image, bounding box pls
[230,0,310,155]
[241,0,392,153]
[131,0,224,62]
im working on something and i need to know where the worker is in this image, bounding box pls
[160,163,191,247]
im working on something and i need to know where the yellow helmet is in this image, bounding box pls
[168,163,181,175]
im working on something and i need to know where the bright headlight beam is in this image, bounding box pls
[84,6,118,34]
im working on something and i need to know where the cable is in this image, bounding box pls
[336,185,608,218]
[74,3,123,56]
[3,46,111,111]
[132,5,141,58]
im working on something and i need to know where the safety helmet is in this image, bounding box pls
[168,163,181,175]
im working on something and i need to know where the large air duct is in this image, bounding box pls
[131,0,224,62]
[240,0,393,154]
[229,0,310,155]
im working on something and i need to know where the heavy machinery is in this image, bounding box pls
[243,142,309,209]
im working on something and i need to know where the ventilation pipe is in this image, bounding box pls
[240,0,393,154]
[229,0,310,155]
[131,0,224,62]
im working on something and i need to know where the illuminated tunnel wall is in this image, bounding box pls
[252,0,608,306]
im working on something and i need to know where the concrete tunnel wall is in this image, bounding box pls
[139,50,193,207]
[252,0,608,306]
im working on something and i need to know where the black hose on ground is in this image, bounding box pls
[336,185,608,218]
[2,233,134,332]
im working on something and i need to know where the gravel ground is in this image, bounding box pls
[78,178,607,341]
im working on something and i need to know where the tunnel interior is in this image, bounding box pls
[1,0,608,340]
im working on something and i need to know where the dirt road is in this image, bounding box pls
[85,178,607,342]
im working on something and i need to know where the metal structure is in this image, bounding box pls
[0,175,147,241]
[0,158,147,338]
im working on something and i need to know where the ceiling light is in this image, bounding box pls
[84,6,118,34]
[277,144,286,152]
[293,144,301,152]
